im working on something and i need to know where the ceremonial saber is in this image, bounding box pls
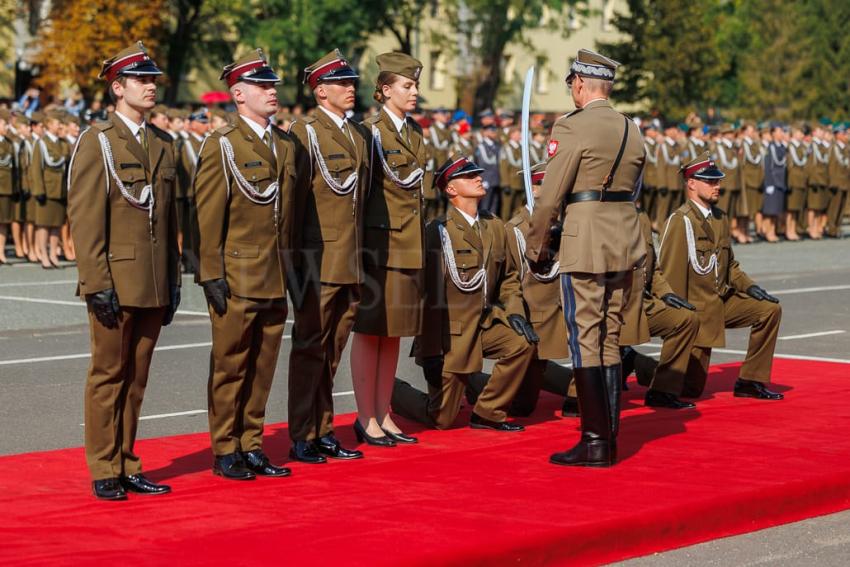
[521,66,535,213]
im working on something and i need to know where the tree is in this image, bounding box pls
[598,0,729,119]
[33,0,166,101]
[236,0,387,107]
[440,0,580,115]
[375,0,431,54]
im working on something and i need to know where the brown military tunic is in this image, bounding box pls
[641,136,659,217]
[68,114,180,480]
[354,107,428,337]
[659,200,781,396]
[825,141,849,237]
[526,99,646,367]
[653,136,681,228]
[741,137,765,220]
[714,139,742,216]
[30,133,70,228]
[0,135,16,223]
[499,140,524,220]
[177,132,204,269]
[194,116,296,456]
[286,108,369,442]
[393,206,533,428]
[808,139,830,212]
[786,140,808,213]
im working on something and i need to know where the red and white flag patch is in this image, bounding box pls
[547,139,559,158]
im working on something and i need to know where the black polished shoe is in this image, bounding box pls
[734,379,784,400]
[645,390,696,409]
[289,440,327,464]
[354,420,396,447]
[469,412,525,432]
[119,473,172,495]
[381,428,418,444]
[561,396,580,417]
[242,450,291,477]
[92,478,127,501]
[213,452,256,480]
[316,435,364,460]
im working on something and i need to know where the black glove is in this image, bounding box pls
[421,356,444,388]
[661,293,696,310]
[35,194,47,205]
[88,289,120,329]
[508,314,540,344]
[11,192,20,203]
[747,285,779,303]
[21,191,31,202]
[202,278,230,315]
[162,285,181,326]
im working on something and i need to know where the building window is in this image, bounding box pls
[430,51,447,91]
[503,54,516,85]
[535,59,550,95]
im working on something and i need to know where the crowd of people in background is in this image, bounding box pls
[1,92,848,271]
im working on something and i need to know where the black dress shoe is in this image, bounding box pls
[734,379,784,400]
[469,413,525,432]
[381,428,418,444]
[353,420,396,447]
[92,478,127,501]
[242,450,291,477]
[213,452,256,480]
[561,396,579,417]
[316,435,364,460]
[119,473,172,495]
[645,390,696,409]
[289,440,327,464]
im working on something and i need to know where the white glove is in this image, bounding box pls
[765,185,775,195]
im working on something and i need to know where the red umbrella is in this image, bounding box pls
[200,91,231,104]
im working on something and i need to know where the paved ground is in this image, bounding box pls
[1,234,849,564]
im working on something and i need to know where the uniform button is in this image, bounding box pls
[233,250,239,256]
[108,253,113,259]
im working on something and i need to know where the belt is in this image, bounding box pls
[567,191,634,205]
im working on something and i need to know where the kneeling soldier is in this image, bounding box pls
[393,156,537,430]
[659,152,783,400]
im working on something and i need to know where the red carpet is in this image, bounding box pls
[2,358,850,566]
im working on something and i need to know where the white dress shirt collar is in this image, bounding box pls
[319,105,347,131]
[44,131,59,143]
[240,114,273,141]
[690,199,712,219]
[456,206,479,228]
[382,106,407,133]
[115,110,145,139]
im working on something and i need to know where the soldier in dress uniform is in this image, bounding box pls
[641,120,660,228]
[714,124,747,243]
[194,49,296,480]
[286,49,370,460]
[654,123,681,230]
[176,107,208,273]
[148,104,169,131]
[825,123,849,238]
[474,123,501,215]
[31,108,71,268]
[429,107,454,218]
[392,155,537,430]
[806,124,831,239]
[785,124,808,241]
[10,112,33,260]
[659,152,783,401]
[525,49,646,467]
[740,122,765,239]
[68,41,180,500]
[761,124,788,243]
[0,109,18,264]
[499,126,524,220]
[419,117,440,221]
[349,52,427,447]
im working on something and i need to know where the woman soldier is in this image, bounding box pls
[350,52,427,446]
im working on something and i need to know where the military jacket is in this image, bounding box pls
[786,140,808,191]
[30,134,70,201]
[68,114,180,307]
[194,116,296,299]
[0,136,16,196]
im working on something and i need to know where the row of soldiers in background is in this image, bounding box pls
[641,118,850,243]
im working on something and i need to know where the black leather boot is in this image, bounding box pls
[619,348,635,391]
[603,364,623,439]
[550,367,613,467]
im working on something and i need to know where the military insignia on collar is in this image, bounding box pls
[547,140,559,157]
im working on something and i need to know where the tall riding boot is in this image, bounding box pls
[620,347,635,390]
[603,364,623,463]
[550,367,613,467]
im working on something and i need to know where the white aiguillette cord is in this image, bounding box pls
[513,226,560,281]
[305,122,357,215]
[218,135,280,226]
[439,223,487,305]
[371,125,424,189]
[97,132,155,232]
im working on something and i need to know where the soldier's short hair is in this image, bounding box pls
[107,77,128,104]
[582,77,613,96]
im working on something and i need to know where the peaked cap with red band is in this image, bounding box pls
[220,49,281,87]
[435,155,484,190]
[681,151,725,180]
[303,48,359,89]
[99,41,162,83]
[517,162,547,185]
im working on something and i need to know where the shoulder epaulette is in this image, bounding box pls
[93,121,113,132]
[364,115,381,126]
[301,115,318,125]
[216,125,235,136]
[561,108,583,121]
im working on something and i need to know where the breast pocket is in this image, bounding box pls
[240,166,272,188]
[454,250,481,278]
[386,153,409,171]
[225,242,260,259]
[325,156,355,180]
[117,168,148,200]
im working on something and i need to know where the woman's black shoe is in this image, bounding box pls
[354,420,396,447]
[381,428,418,444]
